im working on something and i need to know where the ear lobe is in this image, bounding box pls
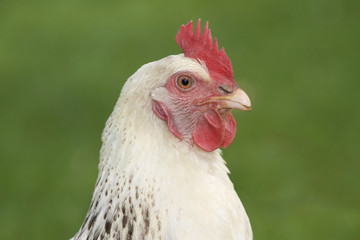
[153,101,168,121]
[153,101,183,139]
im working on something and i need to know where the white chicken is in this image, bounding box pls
[71,19,252,240]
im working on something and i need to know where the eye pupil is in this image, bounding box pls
[181,78,189,86]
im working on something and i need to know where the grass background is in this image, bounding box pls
[0,0,359,239]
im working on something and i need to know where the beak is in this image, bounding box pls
[209,88,251,111]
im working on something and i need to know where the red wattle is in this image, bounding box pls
[204,110,223,128]
[220,113,237,148]
[192,110,225,152]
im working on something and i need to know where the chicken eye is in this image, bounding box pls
[177,75,193,89]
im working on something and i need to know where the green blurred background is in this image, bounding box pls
[0,0,359,239]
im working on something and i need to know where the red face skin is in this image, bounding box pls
[153,71,238,152]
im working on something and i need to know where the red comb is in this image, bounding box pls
[176,19,234,83]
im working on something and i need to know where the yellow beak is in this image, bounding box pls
[209,88,251,111]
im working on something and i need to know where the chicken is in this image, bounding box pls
[71,19,252,240]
